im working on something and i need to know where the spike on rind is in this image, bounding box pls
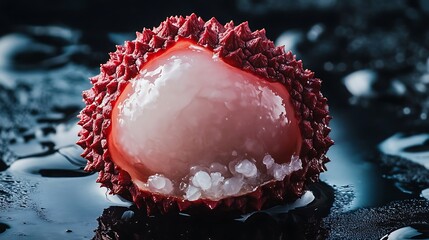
[78,14,333,215]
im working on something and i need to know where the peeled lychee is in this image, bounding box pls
[77,14,333,215]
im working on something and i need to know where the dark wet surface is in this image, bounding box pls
[381,223,429,240]
[1,0,429,239]
[94,182,334,240]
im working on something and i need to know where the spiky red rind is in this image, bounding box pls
[78,13,333,215]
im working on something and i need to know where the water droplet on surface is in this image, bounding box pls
[324,61,334,71]
[403,107,411,115]
[343,69,377,97]
[421,188,429,200]
[379,133,429,169]
[8,147,90,178]
[390,80,406,96]
[307,23,325,42]
[380,224,429,240]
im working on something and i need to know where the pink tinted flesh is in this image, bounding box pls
[108,41,302,191]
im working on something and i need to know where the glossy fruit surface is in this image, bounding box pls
[77,14,333,215]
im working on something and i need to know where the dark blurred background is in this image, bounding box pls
[1,0,428,121]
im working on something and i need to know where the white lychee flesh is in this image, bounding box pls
[108,41,302,200]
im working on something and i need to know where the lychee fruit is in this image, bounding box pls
[77,14,333,215]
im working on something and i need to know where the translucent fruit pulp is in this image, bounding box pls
[109,40,302,200]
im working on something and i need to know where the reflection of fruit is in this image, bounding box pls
[77,14,333,215]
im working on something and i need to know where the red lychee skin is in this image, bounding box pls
[77,14,333,215]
